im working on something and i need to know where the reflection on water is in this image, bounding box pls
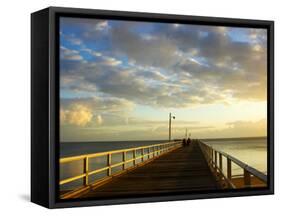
[204,137,267,176]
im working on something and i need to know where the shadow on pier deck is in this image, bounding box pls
[78,141,219,198]
[60,139,267,199]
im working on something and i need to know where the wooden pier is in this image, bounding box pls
[79,140,218,198]
[60,140,267,199]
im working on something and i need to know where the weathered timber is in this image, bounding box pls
[77,141,219,198]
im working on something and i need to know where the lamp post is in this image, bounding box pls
[169,113,175,142]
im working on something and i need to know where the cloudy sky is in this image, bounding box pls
[60,17,267,142]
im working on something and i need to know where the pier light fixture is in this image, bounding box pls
[169,113,176,142]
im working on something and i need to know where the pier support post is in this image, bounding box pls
[244,169,251,187]
[227,158,232,180]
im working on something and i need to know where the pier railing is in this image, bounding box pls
[198,140,267,189]
[60,141,183,198]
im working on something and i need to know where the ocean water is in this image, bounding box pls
[60,137,267,191]
[203,137,267,176]
[60,140,169,191]
[60,140,169,157]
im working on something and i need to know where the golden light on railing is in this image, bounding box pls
[198,140,267,189]
[59,141,183,196]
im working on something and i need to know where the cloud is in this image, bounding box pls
[101,56,122,66]
[61,96,135,114]
[61,33,83,45]
[59,18,267,141]
[59,56,229,108]
[111,27,178,68]
[60,104,93,126]
[61,20,267,107]
[192,119,267,139]
[96,115,103,125]
[60,46,83,61]
[95,21,109,31]
[127,118,199,126]
[60,118,266,141]
[60,96,135,128]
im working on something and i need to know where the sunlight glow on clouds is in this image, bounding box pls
[60,104,93,127]
[59,17,267,141]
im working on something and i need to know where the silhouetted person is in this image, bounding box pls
[186,137,191,146]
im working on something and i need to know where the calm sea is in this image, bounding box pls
[60,137,267,191]
[203,137,267,176]
[60,140,169,157]
[60,140,168,190]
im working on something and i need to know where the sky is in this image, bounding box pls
[59,17,267,142]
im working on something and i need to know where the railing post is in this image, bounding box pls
[107,153,111,176]
[219,153,223,181]
[219,153,222,171]
[211,149,213,165]
[83,156,89,186]
[227,158,232,180]
[142,148,144,162]
[215,151,218,168]
[244,169,251,187]
[123,151,126,170]
[133,149,136,166]
[148,147,150,159]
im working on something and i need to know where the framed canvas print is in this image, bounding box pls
[31,7,274,208]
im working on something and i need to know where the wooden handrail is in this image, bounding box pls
[60,141,179,163]
[60,141,183,190]
[198,140,267,188]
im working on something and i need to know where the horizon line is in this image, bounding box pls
[60,135,267,144]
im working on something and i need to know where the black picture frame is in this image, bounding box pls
[31,6,274,208]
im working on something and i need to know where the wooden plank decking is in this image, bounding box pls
[78,141,219,198]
